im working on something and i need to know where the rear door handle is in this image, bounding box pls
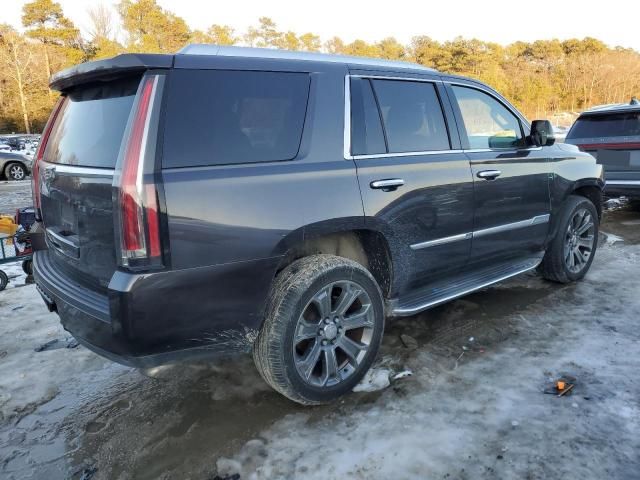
[476,170,502,180]
[370,179,405,191]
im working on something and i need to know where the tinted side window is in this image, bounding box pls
[163,70,310,168]
[371,80,450,153]
[350,78,386,155]
[567,112,640,139]
[451,86,524,149]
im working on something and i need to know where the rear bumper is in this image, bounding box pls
[33,250,280,368]
[605,180,640,198]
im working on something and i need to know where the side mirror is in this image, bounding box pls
[529,120,555,147]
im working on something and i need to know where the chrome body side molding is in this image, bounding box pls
[409,214,550,250]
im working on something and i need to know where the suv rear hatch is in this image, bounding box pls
[566,110,640,182]
[35,55,170,292]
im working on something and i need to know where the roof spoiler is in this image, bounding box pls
[49,53,173,91]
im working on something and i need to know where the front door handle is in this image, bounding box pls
[370,178,405,191]
[476,170,502,180]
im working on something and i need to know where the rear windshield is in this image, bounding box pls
[568,111,640,139]
[44,76,140,168]
[162,70,310,168]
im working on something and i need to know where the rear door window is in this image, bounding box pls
[567,112,640,139]
[370,79,450,153]
[162,70,310,168]
[451,85,524,149]
[44,76,140,168]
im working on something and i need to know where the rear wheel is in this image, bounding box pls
[540,195,599,283]
[22,259,33,275]
[0,270,8,291]
[4,163,26,181]
[253,255,385,405]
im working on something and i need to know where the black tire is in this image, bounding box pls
[253,254,385,405]
[540,195,599,283]
[4,163,27,181]
[0,270,8,291]
[22,259,33,275]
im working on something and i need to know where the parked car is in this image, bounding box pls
[0,151,32,180]
[32,46,604,405]
[566,98,640,198]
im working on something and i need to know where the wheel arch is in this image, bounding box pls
[547,178,603,247]
[571,182,603,220]
[273,223,394,298]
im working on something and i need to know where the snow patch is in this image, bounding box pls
[353,367,391,392]
[601,231,624,245]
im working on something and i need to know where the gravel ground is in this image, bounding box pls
[0,181,638,479]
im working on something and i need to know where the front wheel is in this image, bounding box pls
[253,255,385,405]
[4,163,27,181]
[540,195,599,283]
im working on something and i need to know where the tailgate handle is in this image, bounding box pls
[46,228,80,259]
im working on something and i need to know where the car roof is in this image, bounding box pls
[178,45,438,74]
[580,99,640,116]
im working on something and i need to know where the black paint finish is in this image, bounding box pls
[34,53,603,367]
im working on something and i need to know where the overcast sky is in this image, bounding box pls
[5,0,640,51]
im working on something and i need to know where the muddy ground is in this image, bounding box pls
[0,181,638,479]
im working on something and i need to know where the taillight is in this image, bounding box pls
[32,98,64,219]
[116,75,163,268]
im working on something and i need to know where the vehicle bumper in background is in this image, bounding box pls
[605,180,640,199]
[33,250,280,368]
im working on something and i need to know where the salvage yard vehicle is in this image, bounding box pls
[0,151,32,181]
[566,98,640,199]
[31,46,603,405]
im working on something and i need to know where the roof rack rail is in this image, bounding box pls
[177,44,437,72]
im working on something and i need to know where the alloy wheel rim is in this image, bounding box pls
[564,208,595,274]
[10,165,24,180]
[293,280,375,387]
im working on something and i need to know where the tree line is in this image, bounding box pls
[1,0,639,133]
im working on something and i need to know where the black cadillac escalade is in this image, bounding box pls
[32,45,604,404]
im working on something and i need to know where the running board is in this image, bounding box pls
[389,256,543,316]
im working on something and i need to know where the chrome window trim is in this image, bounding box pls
[354,149,463,160]
[343,75,352,160]
[344,74,454,161]
[350,74,441,83]
[409,214,550,250]
[606,180,640,185]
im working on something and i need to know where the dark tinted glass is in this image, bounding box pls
[451,85,524,149]
[44,76,140,167]
[163,70,310,168]
[567,112,640,139]
[350,78,386,155]
[371,80,450,153]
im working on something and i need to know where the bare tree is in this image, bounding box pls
[87,3,115,40]
[0,26,34,133]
